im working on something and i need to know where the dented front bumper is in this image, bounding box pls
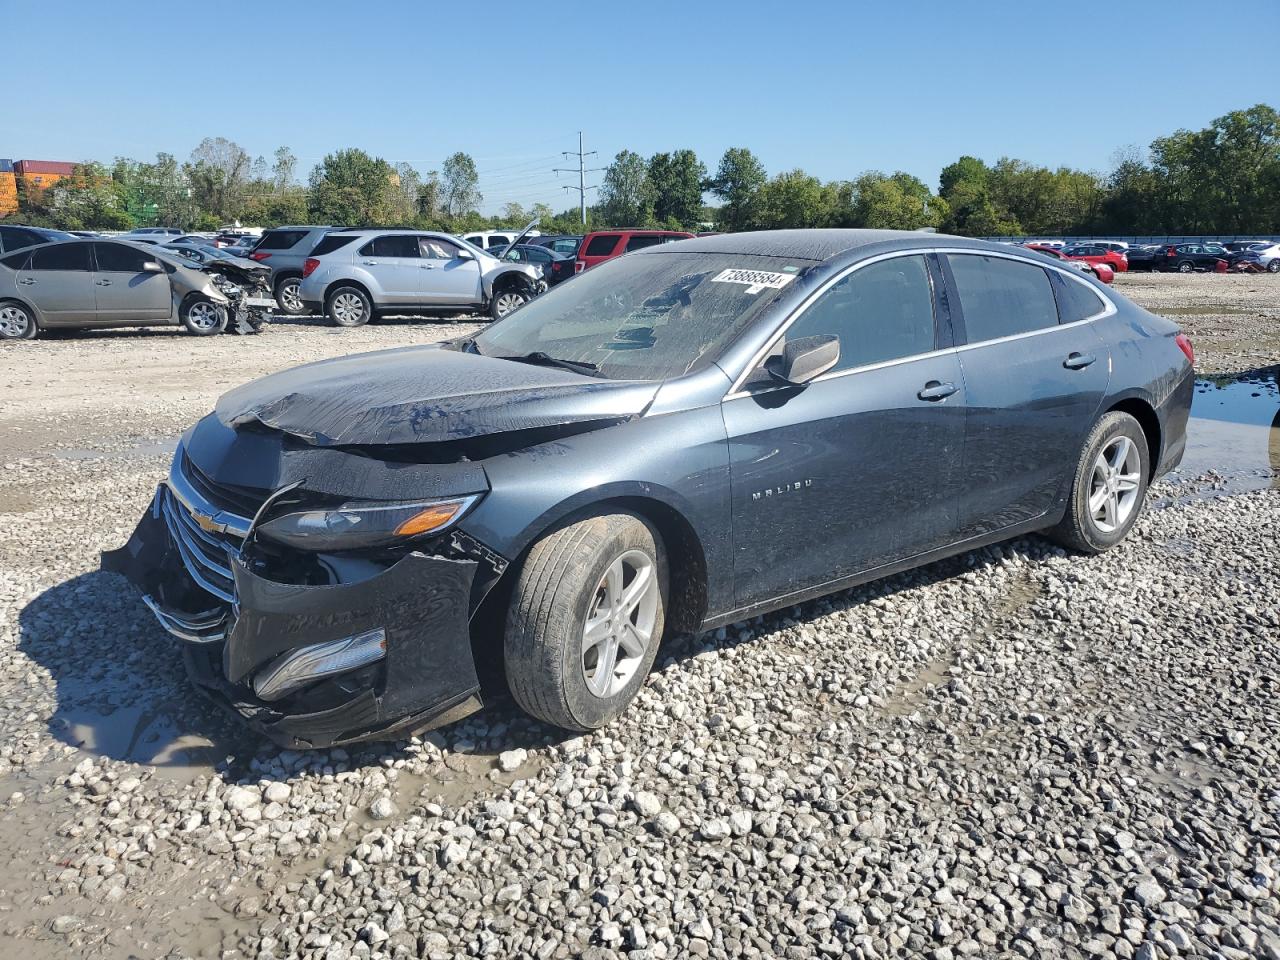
[102,478,490,749]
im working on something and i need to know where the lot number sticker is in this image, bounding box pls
[711,268,798,295]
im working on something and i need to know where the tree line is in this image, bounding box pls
[11,103,1278,237]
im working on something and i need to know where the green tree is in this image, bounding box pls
[308,148,398,224]
[440,152,482,218]
[271,146,297,192]
[754,170,832,229]
[597,150,652,226]
[835,171,943,230]
[708,147,766,231]
[648,149,706,227]
[186,137,252,221]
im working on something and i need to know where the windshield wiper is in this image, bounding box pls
[496,351,599,375]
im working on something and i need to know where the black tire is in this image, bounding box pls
[1049,411,1150,554]
[505,511,667,731]
[326,285,372,327]
[274,275,306,315]
[489,286,529,321]
[180,298,227,336]
[0,300,38,340]
[1177,260,1195,273]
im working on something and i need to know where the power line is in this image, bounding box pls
[553,132,606,226]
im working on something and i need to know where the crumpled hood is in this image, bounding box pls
[214,344,659,446]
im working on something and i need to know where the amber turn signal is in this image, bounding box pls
[394,501,466,537]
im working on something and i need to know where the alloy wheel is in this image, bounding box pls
[331,292,366,324]
[1089,435,1142,533]
[187,301,222,331]
[0,304,31,338]
[581,550,658,699]
[494,292,525,318]
[278,279,303,312]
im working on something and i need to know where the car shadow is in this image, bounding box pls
[19,537,1036,781]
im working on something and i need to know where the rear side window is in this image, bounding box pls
[1052,273,1107,323]
[310,235,359,256]
[360,235,420,257]
[584,234,620,257]
[94,242,152,273]
[257,229,309,251]
[786,255,937,372]
[625,235,664,252]
[30,242,92,271]
[947,254,1059,342]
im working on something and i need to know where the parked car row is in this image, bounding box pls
[1016,238,1280,273]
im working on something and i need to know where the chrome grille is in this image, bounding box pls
[159,485,243,603]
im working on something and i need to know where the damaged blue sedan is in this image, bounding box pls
[104,230,1195,747]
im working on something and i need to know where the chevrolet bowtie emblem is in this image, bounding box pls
[193,512,219,534]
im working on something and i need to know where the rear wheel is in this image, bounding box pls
[1268,260,1280,273]
[326,286,372,327]
[180,298,226,336]
[505,512,667,731]
[0,301,37,340]
[1177,260,1195,273]
[1050,411,1149,553]
[274,276,305,315]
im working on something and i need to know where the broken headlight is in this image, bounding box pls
[211,275,242,297]
[256,495,481,552]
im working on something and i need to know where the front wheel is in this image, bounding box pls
[326,286,372,327]
[505,512,667,731]
[181,298,227,336]
[490,287,529,321]
[1049,411,1149,553]
[1268,260,1280,273]
[0,301,38,340]
[1177,260,1195,273]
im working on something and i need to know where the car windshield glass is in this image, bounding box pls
[474,252,811,381]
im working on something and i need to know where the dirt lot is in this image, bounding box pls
[0,275,1277,960]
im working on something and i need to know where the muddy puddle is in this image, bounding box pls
[1165,371,1280,497]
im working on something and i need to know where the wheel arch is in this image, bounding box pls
[324,277,373,304]
[0,295,43,328]
[1105,393,1162,480]
[484,267,538,302]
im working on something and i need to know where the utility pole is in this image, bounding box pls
[554,131,604,226]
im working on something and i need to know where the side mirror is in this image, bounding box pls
[763,334,840,385]
[455,248,474,261]
[142,260,164,273]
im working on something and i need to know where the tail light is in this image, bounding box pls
[551,262,563,274]
[249,251,271,261]
[575,260,585,273]
[302,257,320,278]
[1175,333,1195,365]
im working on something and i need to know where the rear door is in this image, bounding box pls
[723,253,966,607]
[358,235,421,305]
[15,242,97,324]
[417,236,481,305]
[944,253,1110,538]
[92,242,171,320]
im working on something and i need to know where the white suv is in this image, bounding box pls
[298,229,545,326]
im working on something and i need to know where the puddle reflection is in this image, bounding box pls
[1175,370,1280,491]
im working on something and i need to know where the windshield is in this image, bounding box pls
[473,252,811,381]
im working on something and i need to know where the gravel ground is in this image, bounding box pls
[0,278,1277,960]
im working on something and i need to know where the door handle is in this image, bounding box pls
[421,263,437,269]
[18,277,35,285]
[917,380,958,401]
[362,260,378,265]
[1063,352,1096,370]
[96,279,112,286]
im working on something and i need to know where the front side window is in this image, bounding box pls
[947,254,1058,343]
[785,255,936,372]
[584,234,620,257]
[30,242,92,271]
[94,242,152,273]
[419,236,461,260]
[473,252,813,381]
[360,235,420,258]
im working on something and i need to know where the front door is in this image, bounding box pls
[15,241,97,324]
[418,236,483,306]
[942,253,1111,538]
[92,242,172,321]
[723,253,966,609]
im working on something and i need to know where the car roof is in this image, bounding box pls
[631,228,991,263]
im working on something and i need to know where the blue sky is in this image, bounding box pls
[1,2,1275,215]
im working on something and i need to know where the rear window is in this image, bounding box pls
[584,234,620,257]
[947,254,1059,342]
[1,227,45,252]
[625,235,665,252]
[310,235,359,257]
[256,229,310,251]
